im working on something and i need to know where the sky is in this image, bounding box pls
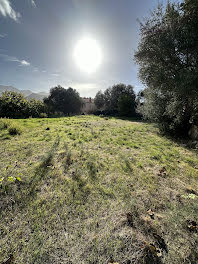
[0,0,177,97]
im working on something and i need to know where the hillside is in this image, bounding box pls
[26,92,48,101]
[0,116,197,264]
[0,85,48,101]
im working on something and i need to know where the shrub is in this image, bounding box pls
[8,125,22,135]
[40,113,48,118]
[0,91,48,119]
[0,91,28,118]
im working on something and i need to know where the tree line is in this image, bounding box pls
[0,84,138,119]
[0,86,83,118]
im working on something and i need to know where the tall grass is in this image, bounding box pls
[0,118,22,135]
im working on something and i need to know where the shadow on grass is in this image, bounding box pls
[0,136,61,213]
[28,136,60,197]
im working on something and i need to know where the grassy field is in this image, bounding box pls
[0,116,197,264]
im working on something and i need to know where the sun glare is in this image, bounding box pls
[74,38,102,73]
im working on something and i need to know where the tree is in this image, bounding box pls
[44,85,83,115]
[28,99,46,118]
[0,91,28,118]
[94,90,105,109]
[118,94,136,117]
[134,0,198,136]
[94,83,136,116]
[110,84,136,111]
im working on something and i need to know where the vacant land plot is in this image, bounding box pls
[0,116,197,264]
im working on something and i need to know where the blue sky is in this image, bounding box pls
[0,0,177,96]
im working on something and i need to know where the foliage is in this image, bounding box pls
[118,94,136,117]
[28,99,46,118]
[0,91,46,118]
[39,112,48,118]
[0,91,28,118]
[94,83,137,117]
[94,90,105,109]
[135,0,198,136]
[44,85,83,115]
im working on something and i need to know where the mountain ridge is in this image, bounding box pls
[0,85,48,101]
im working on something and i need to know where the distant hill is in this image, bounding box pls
[0,85,48,101]
[0,85,19,94]
[26,92,48,101]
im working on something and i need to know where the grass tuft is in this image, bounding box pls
[0,118,12,130]
[8,124,22,135]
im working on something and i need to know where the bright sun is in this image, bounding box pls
[74,38,102,73]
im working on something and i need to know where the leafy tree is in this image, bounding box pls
[110,84,136,111]
[44,85,83,115]
[118,94,136,117]
[135,0,198,136]
[94,84,136,116]
[28,99,46,118]
[103,87,112,110]
[94,90,105,109]
[0,91,28,118]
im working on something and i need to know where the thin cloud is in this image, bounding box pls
[21,60,30,66]
[0,33,7,38]
[0,0,21,21]
[0,54,30,66]
[51,73,60,77]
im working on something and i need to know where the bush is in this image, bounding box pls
[8,125,22,135]
[0,91,28,118]
[51,112,65,118]
[0,91,48,119]
[40,113,48,118]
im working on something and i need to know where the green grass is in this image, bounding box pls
[0,116,197,264]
